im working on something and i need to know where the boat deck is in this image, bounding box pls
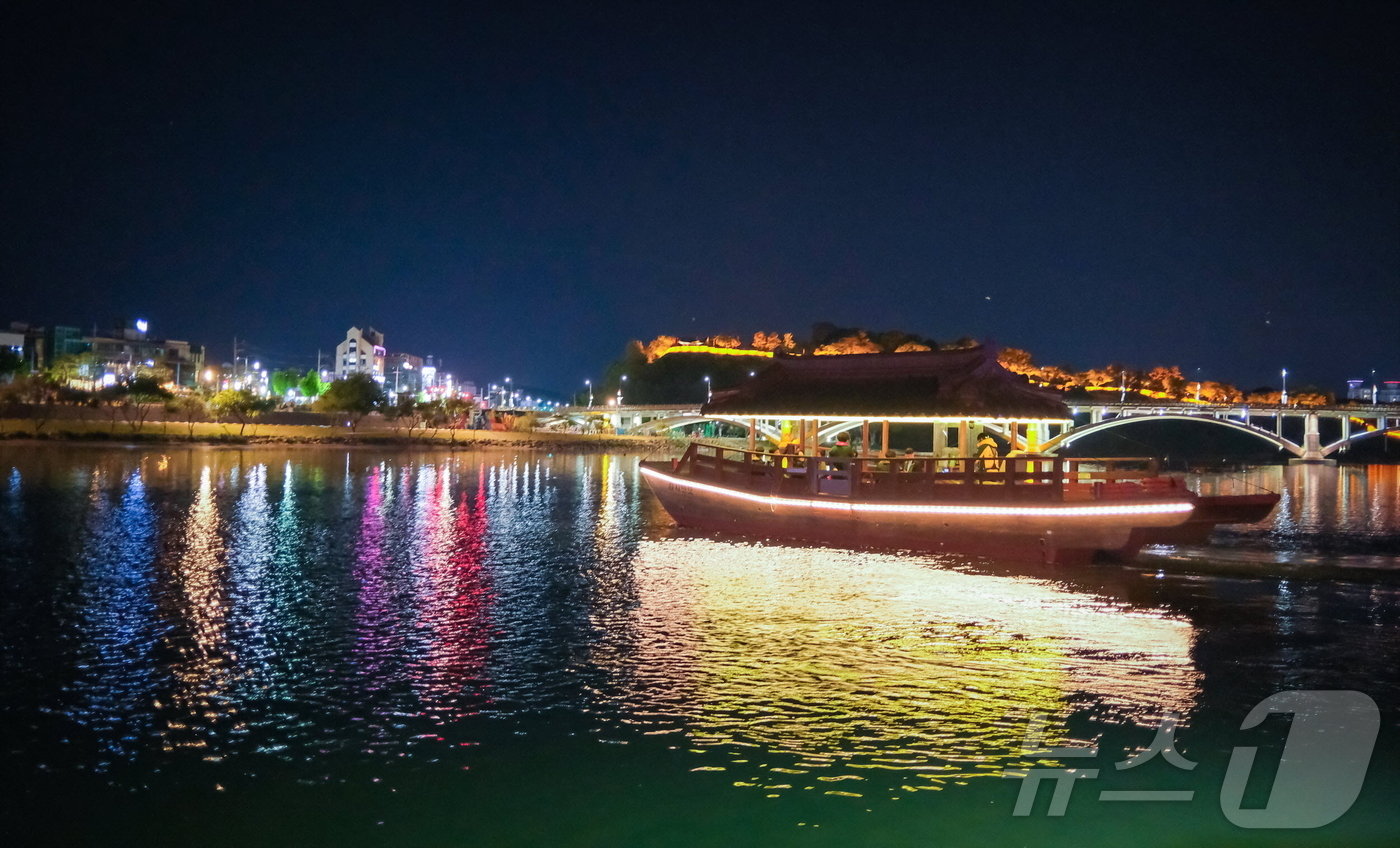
[661,441,1187,505]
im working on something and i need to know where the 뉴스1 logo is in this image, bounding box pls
[1006,690,1380,828]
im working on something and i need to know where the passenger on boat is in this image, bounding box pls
[827,432,857,471]
[976,433,1004,473]
[900,448,919,473]
[875,449,896,473]
[774,424,801,468]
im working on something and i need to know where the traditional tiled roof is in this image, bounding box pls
[701,346,1069,419]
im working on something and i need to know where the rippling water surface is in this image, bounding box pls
[0,446,1397,846]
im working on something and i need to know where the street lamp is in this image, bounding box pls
[619,374,627,406]
[1281,368,1288,406]
[1373,369,1379,405]
[585,378,593,408]
[703,375,711,403]
[1194,367,1202,403]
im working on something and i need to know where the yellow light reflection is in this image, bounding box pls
[594,539,1198,794]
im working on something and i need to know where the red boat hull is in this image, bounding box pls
[1136,493,1282,546]
[641,463,1204,565]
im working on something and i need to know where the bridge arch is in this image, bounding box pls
[1323,425,1400,456]
[1040,413,1305,457]
[629,415,780,439]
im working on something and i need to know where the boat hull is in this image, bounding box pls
[640,464,1198,565]
[1136,493,1281,546]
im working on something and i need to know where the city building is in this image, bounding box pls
[335,326,386,381]
[384,352,425,395]
[85,319,205,388]
[0,329,24,357]
[45,325,89,367]
[1348,378,1400,404]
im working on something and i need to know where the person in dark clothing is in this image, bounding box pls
[828,432,857,458]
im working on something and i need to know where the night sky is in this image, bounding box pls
[3,1,1396,394]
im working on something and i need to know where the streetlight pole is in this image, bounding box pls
[1373,369,1379,405]
[504,376,511,408]
[704,375,711,403]
[1195,367,1202,403]
[585,379,593,408]
[1281,368,1288,406]
[619,374,627,406]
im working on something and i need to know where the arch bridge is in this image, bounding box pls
[547,402,1398,462]
[1041,403,1398,461]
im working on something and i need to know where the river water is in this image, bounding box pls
[0,446,1397,846]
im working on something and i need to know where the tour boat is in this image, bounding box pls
[639,348,1279,565]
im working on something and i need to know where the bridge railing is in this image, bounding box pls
[678,442,1173,503]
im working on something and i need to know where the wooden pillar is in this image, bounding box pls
[798,419,807,454]
[1007,420,1019,453]
[959,420,971,457]
[748,418,757,451]
[861,420,870,455]
[881,420,890,453]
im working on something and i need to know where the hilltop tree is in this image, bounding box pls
[814,331,882,355]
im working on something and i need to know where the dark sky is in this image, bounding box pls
[3,1,1396,394]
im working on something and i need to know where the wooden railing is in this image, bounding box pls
[676,442,1178,503]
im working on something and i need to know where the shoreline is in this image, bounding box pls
[0,426,677,454]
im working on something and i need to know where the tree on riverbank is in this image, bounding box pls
[166,395,209,438]
[316,374,385,431]
[0,374,71,433]
[211,388,274,436]
[115,377,173,433]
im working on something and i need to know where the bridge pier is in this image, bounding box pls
[1291,412,1332,464]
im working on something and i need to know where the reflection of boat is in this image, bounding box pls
[593,538,1201,789]
[641,349,1279,564]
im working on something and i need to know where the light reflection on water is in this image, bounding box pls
[0,447,1397,844]
[590,538,1197,795]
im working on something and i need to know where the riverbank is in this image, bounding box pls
[0,418,676,452]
